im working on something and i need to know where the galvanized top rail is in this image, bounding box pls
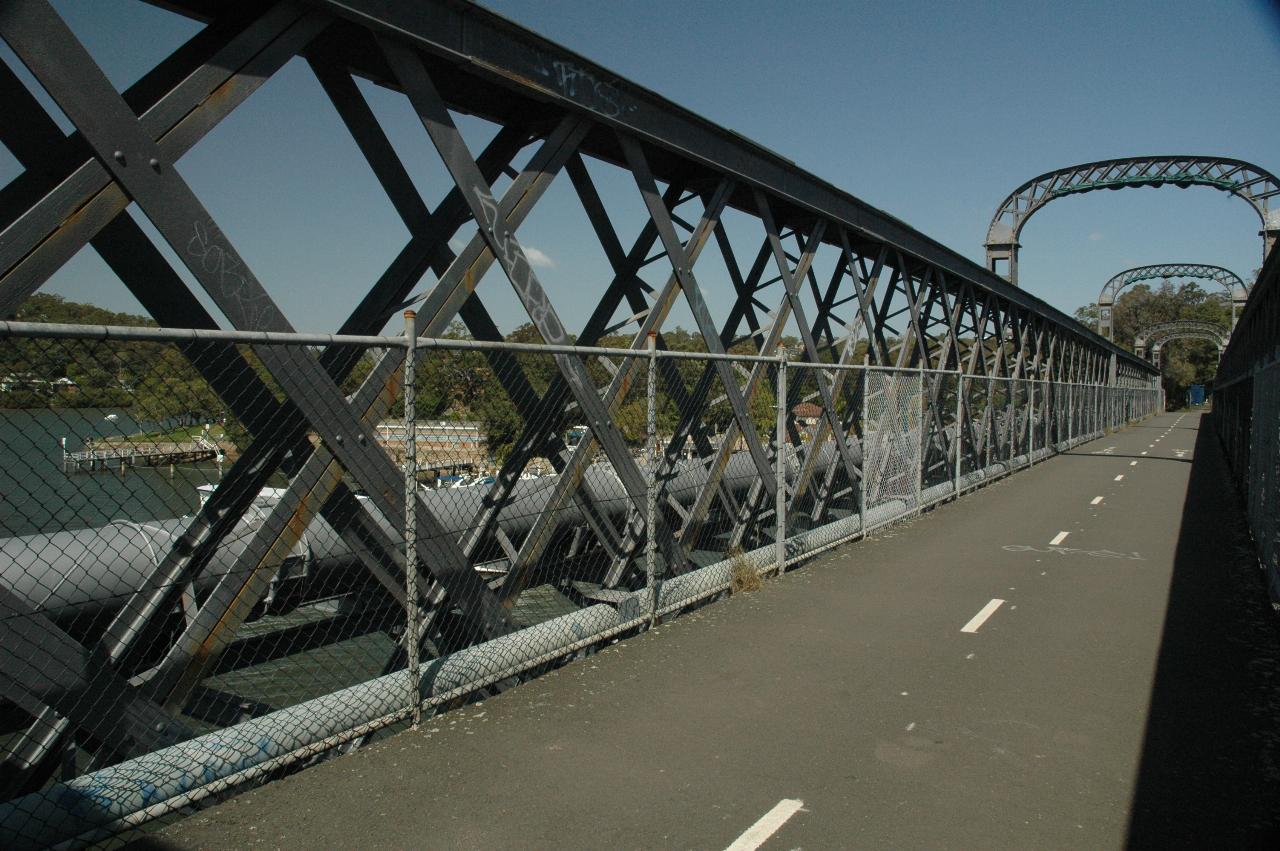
[2,320,1122,386]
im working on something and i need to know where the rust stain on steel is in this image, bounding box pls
[9,182,126,285]
[181,464,342,695]
[373,362,404,416]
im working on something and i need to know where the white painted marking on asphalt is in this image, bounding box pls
[1140,451,1147,455]
[1129,461,1137,466]
[725,799,805,851]
[1115,474,1124,481]
[1049,531,1069,545]
[1149,444,1154,448]
[906,722,916,731]
[961,599,1006,633]
[1091,496,1104,505]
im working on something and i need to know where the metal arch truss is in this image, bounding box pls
[1097,263,1248,341]
[0,0,1156,796]
[1134,320,1229,367]
[985,156,1280,285]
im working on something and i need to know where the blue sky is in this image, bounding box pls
[3,0,1278,336]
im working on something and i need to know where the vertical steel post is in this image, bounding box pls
[1027,378,1034,468]
[954,372,964,497]
[774,348,788,574]
[860,364,869,531]
[1068,383,1074,446]
[916,364,925,513]
[403,310,421,728]
[645,331,658,623]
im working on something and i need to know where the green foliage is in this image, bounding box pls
[3,296,839,465]
[1,296,272,450]
[1073,281,1230,400]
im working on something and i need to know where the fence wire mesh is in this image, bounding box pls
[0,323,1161,847]
[862,371,923,523]
[1246,363,1279,602]
[646,348,784,603]
[781,363,864,559]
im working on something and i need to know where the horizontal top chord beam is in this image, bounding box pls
[143,0,1151,374]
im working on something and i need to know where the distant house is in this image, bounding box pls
[376,420,487,470]
[0,373,70,394]
[791,402,823,427]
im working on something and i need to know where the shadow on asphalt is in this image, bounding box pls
[1125,414,1280,848]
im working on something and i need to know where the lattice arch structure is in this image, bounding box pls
[1097,263,1247,341]
[1134,320,1229,368]
[985,156,1280,286]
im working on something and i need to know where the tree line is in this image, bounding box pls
[1,295,810,462]
[1072,281,1231,401]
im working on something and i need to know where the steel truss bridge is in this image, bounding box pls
[1215,241,1280,614]
[1134,320,1229,367]
[0,0,1163,843]
[986,157,1280,285]
[1097,263,1247,341]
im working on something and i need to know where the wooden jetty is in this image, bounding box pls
[62,436,222,473]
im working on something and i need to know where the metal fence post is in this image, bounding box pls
[1067,383,1073,446]
[954,372,964,497]
[774,348,788,575]
[860,364,869,532]
[646,331,658,623]
[916,364,925,512]
[1027,378,1035,468]
[403,310,421,729]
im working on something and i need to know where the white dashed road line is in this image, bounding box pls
[1115,474,1124,481]
[1091,496,1103,505]
[961,599,1006,634]
[1049,531,1069,545]
[726,799,805,851]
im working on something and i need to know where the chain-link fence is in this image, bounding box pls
[1245,363,1279,604]
[0,321,1161,847]
[1218,360,1280,607]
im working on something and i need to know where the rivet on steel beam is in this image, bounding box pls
[149,158,161,171]
[113,150,126,164]
[334,434,344,444]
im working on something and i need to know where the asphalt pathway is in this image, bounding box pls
[153,412,1280,849]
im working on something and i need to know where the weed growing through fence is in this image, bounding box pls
[728,546,764,594]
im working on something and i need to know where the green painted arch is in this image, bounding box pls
[985,156,1279,285]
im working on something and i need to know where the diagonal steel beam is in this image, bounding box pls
[0,2,329,316]
[791,237,889,508]
[0,3,530,706]
[381,40,687,597]
[311,58,628,576]
[490,177,736,600]
[756,192,860,487]
[0,589,191,770]
[92,98,532,692]
[140,116,585,703]
[619,134,778,494]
